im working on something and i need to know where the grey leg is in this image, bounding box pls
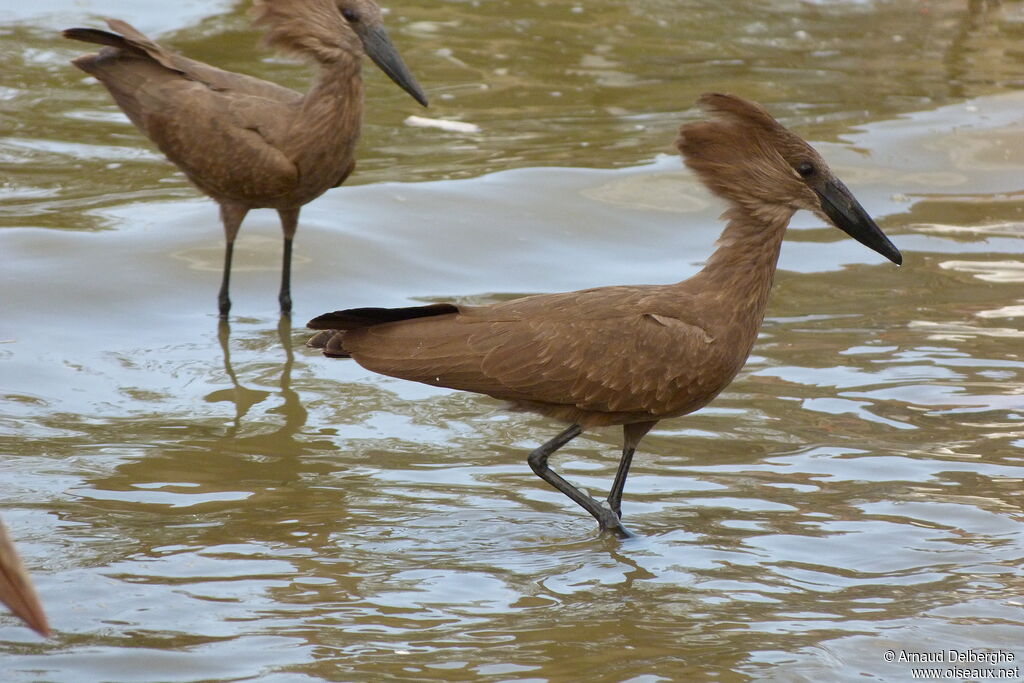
[607,445,635,519]
[277,208,300,315]
[218,203,249,318]
[527,424,630,537]
[607,421,657,519]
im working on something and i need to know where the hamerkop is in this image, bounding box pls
[307,94,903,537]
[64,0,427,317]
[0,518,49,637]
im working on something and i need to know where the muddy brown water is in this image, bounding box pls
[2,1,1023,681]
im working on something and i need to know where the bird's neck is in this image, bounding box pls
[307,52,364,102]
[292,54,365,153]
[689,204,793,324]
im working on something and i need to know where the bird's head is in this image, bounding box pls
[334,0,427,106]
[677,93,901,265]
[252,0,427,106]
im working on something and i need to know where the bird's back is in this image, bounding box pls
[67,20,301,111]
[66,20,310,205]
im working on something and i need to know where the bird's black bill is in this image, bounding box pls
[816,179,902,265]
[361,26,428,107]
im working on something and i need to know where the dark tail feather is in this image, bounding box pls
[64,21,183,74]
[307,303,459,331]
[62,28,133,50]
[307,303,458,359]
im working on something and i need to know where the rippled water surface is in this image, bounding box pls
[2,1,1024,681]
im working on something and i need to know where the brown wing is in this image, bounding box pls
[67,20,299,201]
[67,19,301,102]
[141,96,299,201]
[341,286,720,416]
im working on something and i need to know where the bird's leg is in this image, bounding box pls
[218,242,234,317]
[607,421,657,519]
[527,424,629,537]
[218,203,249,318]
[277,208,300,316]
[607,445,634,519]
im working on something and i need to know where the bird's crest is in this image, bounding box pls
[677,92,811,161]
[675,92,824,215]
[694,93,790,139]
[251,0,354,62]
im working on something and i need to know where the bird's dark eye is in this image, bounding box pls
[341,8,359,22]
[796,162,815,178]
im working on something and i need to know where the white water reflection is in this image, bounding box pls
[2,0,235,32]
[939,259,1024,283]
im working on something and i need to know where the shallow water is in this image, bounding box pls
[2,1,1024,681]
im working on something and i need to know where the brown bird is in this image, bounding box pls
[0,518,49,637]
[307,94,902,537]
[64,0,427,317]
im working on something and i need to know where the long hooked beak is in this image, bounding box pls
[816,179,902,265]
[0,521,49,637]
[361,25,428,107]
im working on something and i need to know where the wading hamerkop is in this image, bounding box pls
[64,0,427,317]
[308,93,903,537]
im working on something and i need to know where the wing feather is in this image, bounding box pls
[342,286,722,416]
[68,21,300,200]
[141,100,298,200]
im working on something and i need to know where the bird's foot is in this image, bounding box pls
[596,501,634,539]
[218,296,232,319]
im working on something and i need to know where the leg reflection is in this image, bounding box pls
[270,314,308,442]
[205,317,309,450]
[205,319,271,437]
